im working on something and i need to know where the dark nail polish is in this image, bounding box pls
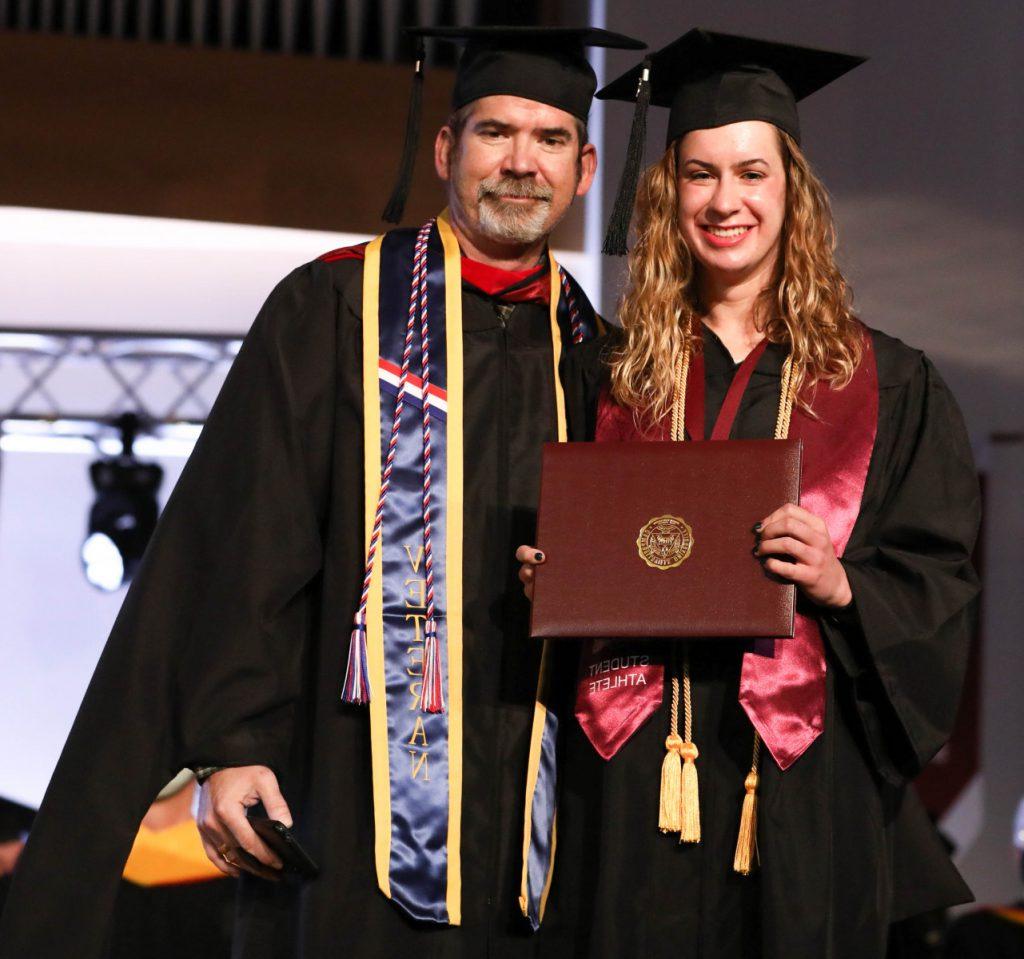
[752,522,762,533]
[752,546,760,556]
[534,552,544,562]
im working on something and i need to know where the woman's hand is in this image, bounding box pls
[753,503,852,608]
[515,545,546,601]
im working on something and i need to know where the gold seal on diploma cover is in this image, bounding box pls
[637,515,694,570]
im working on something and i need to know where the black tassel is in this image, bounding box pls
[602,58,652,256]
[381,40,426,224]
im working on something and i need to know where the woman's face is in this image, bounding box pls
[676,120,787,287]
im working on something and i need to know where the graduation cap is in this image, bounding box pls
[597,30,866,254]
[381,25,646,224]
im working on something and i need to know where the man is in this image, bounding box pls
[0,25,643,959]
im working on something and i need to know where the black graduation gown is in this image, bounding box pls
[538,326,980,959]
[106,877,235,959]
[0,254,606,959]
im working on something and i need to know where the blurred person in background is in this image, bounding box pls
[104,771,233,959]
[943,797,1024,958]
[0,798,33,917]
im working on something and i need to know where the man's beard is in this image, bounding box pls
[475,176,555,244]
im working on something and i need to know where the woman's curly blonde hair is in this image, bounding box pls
[609,128,863,424]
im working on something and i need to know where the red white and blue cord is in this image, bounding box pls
[342,219,436,706]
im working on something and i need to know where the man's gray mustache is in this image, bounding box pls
[478,182,553,202]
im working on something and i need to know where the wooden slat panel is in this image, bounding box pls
[0,26,583,248]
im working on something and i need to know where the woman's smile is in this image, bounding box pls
[699,224,755,247]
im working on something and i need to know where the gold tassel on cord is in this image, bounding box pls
[658,654,703,843]
[659,729,683,833]
[679,740,701,843]
[677,649,700,843]
[658,671,683,833]
[733,736,761,874]
[732,353,792,872]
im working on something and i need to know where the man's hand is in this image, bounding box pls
[515,545,546,601]
[753,503,852,608]
[197,766,293,879]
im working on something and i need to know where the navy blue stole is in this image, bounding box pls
[343,210,600,925]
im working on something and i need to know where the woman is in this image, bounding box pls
[517,30,980,959]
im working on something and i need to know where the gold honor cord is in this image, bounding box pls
[664,336,797,874]
[436,210,465,924]
[518,252,572,924]
[361,234,392,899]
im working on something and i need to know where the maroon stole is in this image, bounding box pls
[575,332,878,769]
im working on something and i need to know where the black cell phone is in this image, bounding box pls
[246,816,320,880]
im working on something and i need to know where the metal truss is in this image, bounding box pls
[0,328,242,438]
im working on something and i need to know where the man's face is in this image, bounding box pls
[435,95,597,248]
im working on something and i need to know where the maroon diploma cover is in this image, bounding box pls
[530,438,802,639]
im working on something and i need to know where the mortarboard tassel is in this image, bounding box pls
[419,617,446,713]
[602,58,652,256]
[381,39,426,224]
[733,736,761,874]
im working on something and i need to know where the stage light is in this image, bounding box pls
[81,414,164,592]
